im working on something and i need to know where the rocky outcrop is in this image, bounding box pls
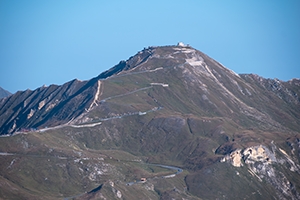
[222,144,300,199]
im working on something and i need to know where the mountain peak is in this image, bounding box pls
[97,44,230,80]
[97,44,200,79]
[0,87,12,98]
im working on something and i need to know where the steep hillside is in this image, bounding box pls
[0,45,299,199]
[0,79,99,134]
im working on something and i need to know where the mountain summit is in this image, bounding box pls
[0,45,299,199]
[0,87,11,99]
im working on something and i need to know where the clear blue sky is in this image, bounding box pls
[1,0,299,93]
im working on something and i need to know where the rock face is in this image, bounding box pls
[0,45,299,199]
[0,78,100,134]
[222,144,300,199]
[222,145,275,167]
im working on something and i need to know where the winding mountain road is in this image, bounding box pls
[126,163,183,186]
[10,76,167,136]
[100,86,153,103]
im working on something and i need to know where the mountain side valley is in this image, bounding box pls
[0,44,299,200]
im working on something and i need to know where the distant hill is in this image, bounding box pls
[0,44,299,199]
[0,87,11,98]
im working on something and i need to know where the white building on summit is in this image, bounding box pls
[177,42,186,47]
